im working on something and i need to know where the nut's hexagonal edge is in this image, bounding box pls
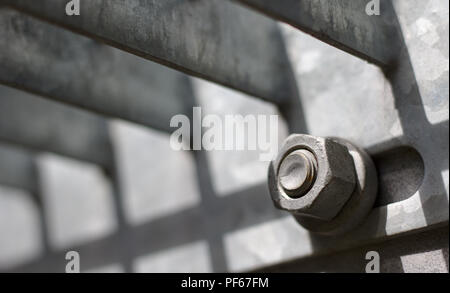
[268,134,356,220]
[295,138,378,236]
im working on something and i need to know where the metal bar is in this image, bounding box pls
[0,143,36,193]
[0,86,131,267]
[0,86,111,167]
[0,142,53,255]
[5,182,282,272]
[236,0,402,67]
[0,8,190,133]
[1,0,293,104]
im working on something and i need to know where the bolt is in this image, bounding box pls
[268,134,357,221]
[278,149,317,198]
[269,134,378,235]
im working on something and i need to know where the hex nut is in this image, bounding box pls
[294,137,378,235]
[268,134,357,221]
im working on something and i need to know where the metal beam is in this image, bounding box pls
[0,143,36,193]
[1,0,292,103]
[236,0,402,67]
[0,8,191,133]
[0,86,111,167]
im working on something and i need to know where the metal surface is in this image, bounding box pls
[0,8,189,133]
[0,86,111,167]
[295,137,378,236]
[237,0,403,67]
[278,149,317,198]
[269,134,378,235]
[269,135,357,221]
[2,0,293,104]
[222,0,447,270]
[0,85,135,272]
[0,143,36,193]
[254,224,449,273]
[0,0,447,273]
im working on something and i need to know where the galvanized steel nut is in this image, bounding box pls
[268,134,378,235]
[269,134,356,221]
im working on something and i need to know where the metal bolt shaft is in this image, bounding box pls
[278,149,317,198]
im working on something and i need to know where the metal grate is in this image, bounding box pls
[0,0,448,272]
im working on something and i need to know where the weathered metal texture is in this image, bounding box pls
[0,8,190,133]
[0,85,128,270]
[0,0,447,273]
[237,0,403,67]
[294,137,378,236]
[2,0,293,104]
[5,181,283,273]
[268,135,378,235]
[218,0,448,271]
[0,143,36,193]
[0,86,111,167]
[269,135,357,221]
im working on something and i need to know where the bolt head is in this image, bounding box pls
[268,135,356,221]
